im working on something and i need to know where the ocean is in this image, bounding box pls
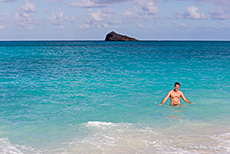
[0,41,230,154]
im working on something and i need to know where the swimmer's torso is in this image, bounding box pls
[169,90,182,106]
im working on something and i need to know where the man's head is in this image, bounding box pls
[174,82,180,91]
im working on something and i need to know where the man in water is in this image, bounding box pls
[159,82,193,106]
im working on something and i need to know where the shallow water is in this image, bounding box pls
[0,41,230,153]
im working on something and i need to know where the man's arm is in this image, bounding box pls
[180,92,193,104]
[159,91,171,105]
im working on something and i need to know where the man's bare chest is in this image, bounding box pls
[170,92,181,98]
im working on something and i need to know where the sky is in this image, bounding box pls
[0,0,230,40]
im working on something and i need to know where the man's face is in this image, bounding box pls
[174,84,180,91]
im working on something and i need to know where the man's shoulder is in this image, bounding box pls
[178,90,183,94]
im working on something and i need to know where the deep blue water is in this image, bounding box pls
[0,41,230,153]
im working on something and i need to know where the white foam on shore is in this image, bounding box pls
[0,138,38,154]
[2,121,230,154]
[52,121,230,154]
[85,121,116,127]
[211,133,230,152]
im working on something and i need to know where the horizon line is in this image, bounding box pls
[0,39,230,41]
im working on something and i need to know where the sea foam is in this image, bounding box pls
[0,138,37,154]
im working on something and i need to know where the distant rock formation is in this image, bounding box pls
[105,31,138,41]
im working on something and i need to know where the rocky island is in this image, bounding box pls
[105,31,138,41]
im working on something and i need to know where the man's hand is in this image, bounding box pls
[158,103,163,106]
[189,102,193,104]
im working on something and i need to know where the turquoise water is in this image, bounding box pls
[0,41,230,153]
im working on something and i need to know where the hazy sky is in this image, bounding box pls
[0,0,230,40]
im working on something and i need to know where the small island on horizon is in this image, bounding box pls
[105,31,139,41]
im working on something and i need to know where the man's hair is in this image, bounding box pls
[174,82,180,86]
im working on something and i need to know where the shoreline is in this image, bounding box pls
[1,120,230,154]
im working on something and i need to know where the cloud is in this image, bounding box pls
[184,6,206,19]
[50,8,64,25]
[208,2,230,20]
[14,1,36,29]
[178,23,186,29]
[20,1,36,12]
[76,0,159,29]
[0,0,15,2]
[136,0,158,15]
[195,0,230,5]
[87,9,106,22]
[123,0,158,19]
[49,8,75,29]
[71,0,107,8]
[70,0,126,8]
[0,25,5,29]
[189,0,230,19]
[40,0,64,2]
[15,11,34,29]
[72,0,159,29]
[78,8,119,29]
[209,6,230,20]
[77,23,91,29]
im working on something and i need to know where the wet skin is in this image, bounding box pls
[159,85,193,106]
